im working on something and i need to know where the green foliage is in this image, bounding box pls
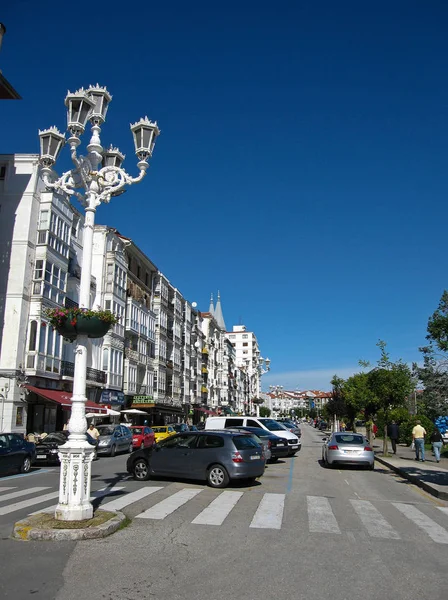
[413,291,448,419]
[259,406,271,418]
[398,414,434,446]
[45,306,119,328]
[375,406,410,435]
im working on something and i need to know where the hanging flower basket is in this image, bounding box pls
[252,397,264,405]
[44,307,119,341]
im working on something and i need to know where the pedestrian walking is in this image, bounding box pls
[387,420,400,454]
[340,420,346,432]
[412,420,427,462]
[372,423,378,440]
[87,423,100,440]
[430,428,444,463]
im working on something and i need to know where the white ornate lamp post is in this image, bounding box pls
[38,85,159,521]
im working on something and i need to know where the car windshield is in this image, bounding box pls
[132,428,143,435]
[233,435,261,449]
[152,427,166,433]
[259,419,285,432]
[97,426,115,436]
[41,433,66,444]
[335,434,364,445]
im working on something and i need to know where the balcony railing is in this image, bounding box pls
[61,361,107,384]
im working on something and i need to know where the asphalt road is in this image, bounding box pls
[1,425,448,600]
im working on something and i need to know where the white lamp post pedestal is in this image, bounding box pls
[39,85,159,521]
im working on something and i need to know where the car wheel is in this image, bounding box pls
[128,443,133,453]
[207,464,230,488]
[21,456,31,473]
[368,462,375,471]
[110,445,116,458]
[133,458,151,481]
[246,477,257,484]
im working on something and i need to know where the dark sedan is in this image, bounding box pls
[232,426,289,462]
[127,430,265,488]
[0,433,36,475]
[35,431,98,464]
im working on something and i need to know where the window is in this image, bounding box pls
[334,435,364,445]
[34,260,43,279]
[233,435,260,450]
[198,435,224,449]
[162,434,198,449]
[242,334,248,339]
[247,419,261,428]
[243,343,248,347]
[28,321,37,351]
[15,407,24,427]
[225,418,243,427]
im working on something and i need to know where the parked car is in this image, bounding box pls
[127,430,266,488]
[152,425,176,443]
[204,416,300,455]
[233,426,289,462]
[173,423,189,433]
[129,426,155,450]
[96,424,133,457]
[188,425,199,431]
[35,431,98,463]
[0,433,36,475]
[276,418,302,438]
[322,432,374,470]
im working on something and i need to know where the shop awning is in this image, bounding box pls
[25,385,107,413]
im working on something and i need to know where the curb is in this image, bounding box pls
[375,456,448,501]
[12,510,127,541]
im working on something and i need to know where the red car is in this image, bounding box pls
[130,426,155,449]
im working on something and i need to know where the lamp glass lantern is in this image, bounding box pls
[38,127,65,166]
[86,85,112,125]
[131,117,160,160]
[102,146,125,169]
[65,89,95,135]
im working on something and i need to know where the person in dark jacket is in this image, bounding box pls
[387,421,400,454]
[430,428,444,463]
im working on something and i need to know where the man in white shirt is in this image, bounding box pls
[412,420,427,462]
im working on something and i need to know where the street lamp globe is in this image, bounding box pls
[131,116,160,162]
[64,88,95,137]
[86,84,112,125]
[102,145,125,169]
[38,126,65,167]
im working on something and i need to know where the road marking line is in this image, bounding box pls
[438,507,448,516]
[393,503,448,544]
[250,493,285,529]
[29,486,126,515]
[0,491,60,516]
[0,487,16,494]
[351,499,400,539]
[344,480,350,486]
[307,496,341,534]
[136,489,202,520]
[192,491,244,525]
[101,487,163,511]
[0,487,50,504]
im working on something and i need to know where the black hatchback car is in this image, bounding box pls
[127,430,266,488]
[232,426,289,462]
[0,433,36,475]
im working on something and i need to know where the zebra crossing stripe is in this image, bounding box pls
[101,487,163,511]
[307,496,341,534]
[192,491,244,525]
[0,487,50,505]
[136,488,202,520]
[250,493,285,529]
[0,491,60,516]
[351,499,400,539]
[393,503,448,544]
[29,486,126,515]
[0,487,16,494]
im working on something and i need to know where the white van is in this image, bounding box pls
[205,416,300,455]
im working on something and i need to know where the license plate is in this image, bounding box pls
[36,455,47,459]
[277,443,286,446]
[250,455,261,460]
[344,450,361,454]
[291,445,298,449]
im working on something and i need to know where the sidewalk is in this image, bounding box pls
[374,442,448,501]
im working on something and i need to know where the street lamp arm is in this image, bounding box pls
[95,162,148,204]
[40,166,86,203]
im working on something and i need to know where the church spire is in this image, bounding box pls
[214,290,226,331]
[208,293,215,315]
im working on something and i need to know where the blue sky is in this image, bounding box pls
[2,1,448,391]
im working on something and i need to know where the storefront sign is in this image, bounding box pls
[133,396,154,405]
[100,390,125,405]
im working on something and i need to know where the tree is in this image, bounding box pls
[365,341,415,455]
[259,406,271,418]
[413,291,448,420]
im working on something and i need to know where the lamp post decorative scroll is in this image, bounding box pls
[38,85,159,521]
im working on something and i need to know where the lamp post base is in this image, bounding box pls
[55,441,95,521]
